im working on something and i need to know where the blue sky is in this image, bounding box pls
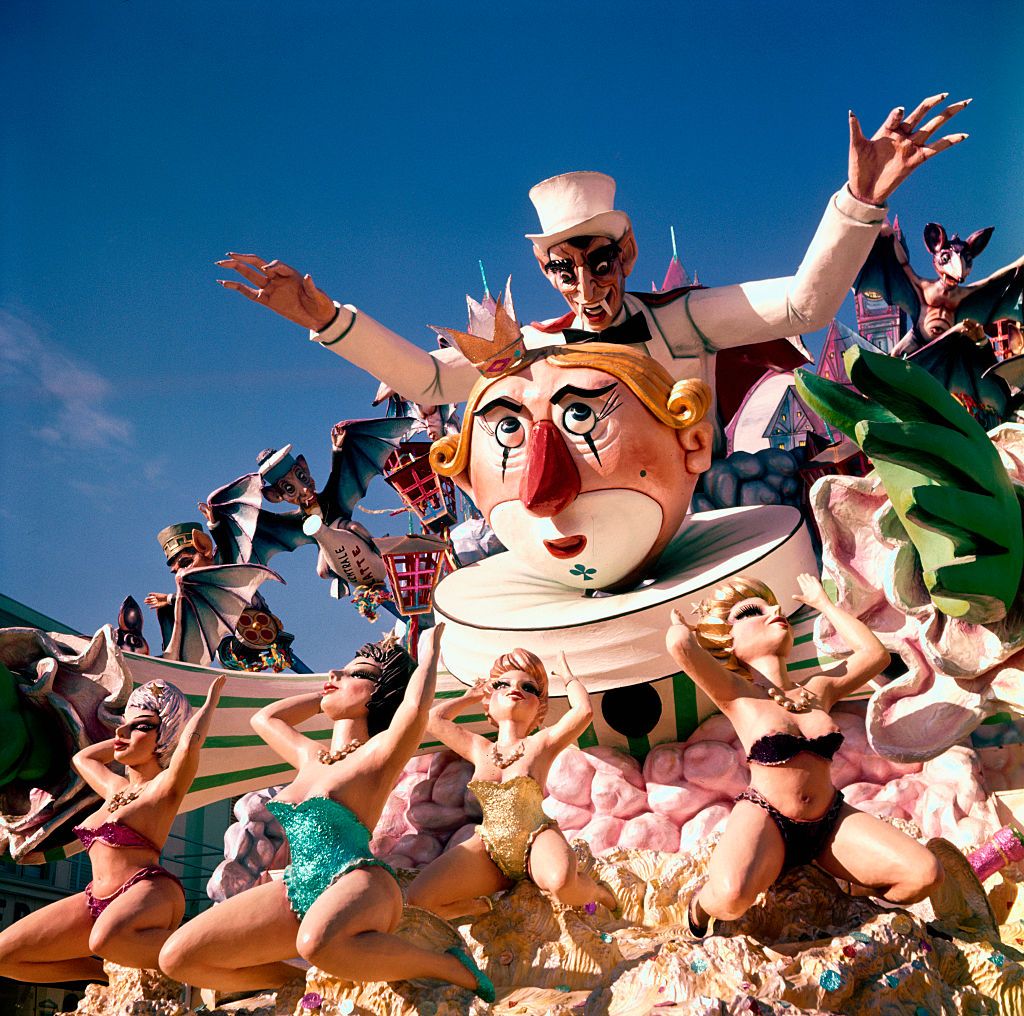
[2,1,1022,669]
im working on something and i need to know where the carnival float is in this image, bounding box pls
[2,91,1024,1015]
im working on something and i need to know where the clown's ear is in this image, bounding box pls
[676,420,713,475]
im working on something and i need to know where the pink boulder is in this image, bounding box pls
[432,761,475,807]
[591,770,648,820]
[618,813,681,852]
[546,747,597,806]
[577,816,625,854]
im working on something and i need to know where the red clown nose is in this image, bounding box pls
[519,421,581,516]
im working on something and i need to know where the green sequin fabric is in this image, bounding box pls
[267,796,397,917]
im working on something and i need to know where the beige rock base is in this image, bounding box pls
[59,961,188,1015]
[64,843,1024,1016]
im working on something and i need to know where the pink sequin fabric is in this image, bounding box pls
[84,866,184,919]
[969,825,1024,881]
[74,821,160,853]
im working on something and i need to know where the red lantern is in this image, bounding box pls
[382,441,458,532]
[376,533,449,616]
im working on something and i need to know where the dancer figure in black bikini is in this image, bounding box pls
[665,573,944,937]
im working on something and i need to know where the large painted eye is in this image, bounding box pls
[494,416,525,449]
[560,402,598,436]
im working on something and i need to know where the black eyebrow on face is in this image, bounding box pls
[474,395,524,416]
[549,381,618,405]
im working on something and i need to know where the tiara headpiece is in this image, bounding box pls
[432,282,528,379]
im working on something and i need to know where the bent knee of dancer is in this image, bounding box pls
[891,852,945,904]
[157,934,195,982]
[296,925,335,969]
[702,877,759,921]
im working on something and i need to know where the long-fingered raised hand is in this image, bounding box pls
[216,252,336,330]
[848,93,970,205]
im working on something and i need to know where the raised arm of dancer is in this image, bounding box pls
[796,575,890,708]
[542,652,594,752]
[71,740,123,799]
[666,608,756,713]
[162,675,226,797]
[369,625,445,780]
[251,690,325,769]
[426,675,491,765]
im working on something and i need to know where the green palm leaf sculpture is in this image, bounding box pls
[795,346,1024,624]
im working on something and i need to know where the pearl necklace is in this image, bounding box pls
[491,740,526,770]
[764,684,815,714]
[107,787,142,813]
[317,739,363,765]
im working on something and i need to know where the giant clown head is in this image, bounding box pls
[430,339,712,592]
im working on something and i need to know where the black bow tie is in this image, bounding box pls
[561,312,652,346]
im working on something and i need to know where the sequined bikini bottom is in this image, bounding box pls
[468,776,557,882]
[84,866,184,920]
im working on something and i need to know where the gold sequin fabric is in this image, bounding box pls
[468,775,557,881]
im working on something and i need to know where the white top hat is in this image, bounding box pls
[526,171,632,250]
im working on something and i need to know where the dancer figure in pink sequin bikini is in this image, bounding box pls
[0,676,223,982]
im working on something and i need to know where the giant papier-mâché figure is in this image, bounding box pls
[144,522,285,669]
[666,574,942,937]
[0,676,222,981]
[854,218,1024,428]
[857,219,1024,355]
[217,94,970,454]
[201,418,409,606]
[407,648,617,920]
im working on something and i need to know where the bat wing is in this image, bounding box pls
[854,230,921,322]
[164,564,283,666]
[207,472,312,565]
[795,345,1024,625]
[956,262,1024,327]
[321,417,413,522]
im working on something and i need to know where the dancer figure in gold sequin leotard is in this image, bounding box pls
[407,649,617,920]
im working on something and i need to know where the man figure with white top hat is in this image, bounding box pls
[217,93,969,447]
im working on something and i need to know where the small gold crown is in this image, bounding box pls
[433,286,528,379]
[378,632,400,653]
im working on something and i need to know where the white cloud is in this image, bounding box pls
[0,310,133,449]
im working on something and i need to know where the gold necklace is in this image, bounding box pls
[764,684,815,714]
[317,739,363,765]
[107,787,142,813]
[491,740,526,770]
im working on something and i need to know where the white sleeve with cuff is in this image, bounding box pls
[683,185,886,352]
[310,305,480,405]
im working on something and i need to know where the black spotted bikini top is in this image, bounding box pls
[746,729,844,767]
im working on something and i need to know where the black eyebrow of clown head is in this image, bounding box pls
[549,381,617,406]
[473,395,524,418]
